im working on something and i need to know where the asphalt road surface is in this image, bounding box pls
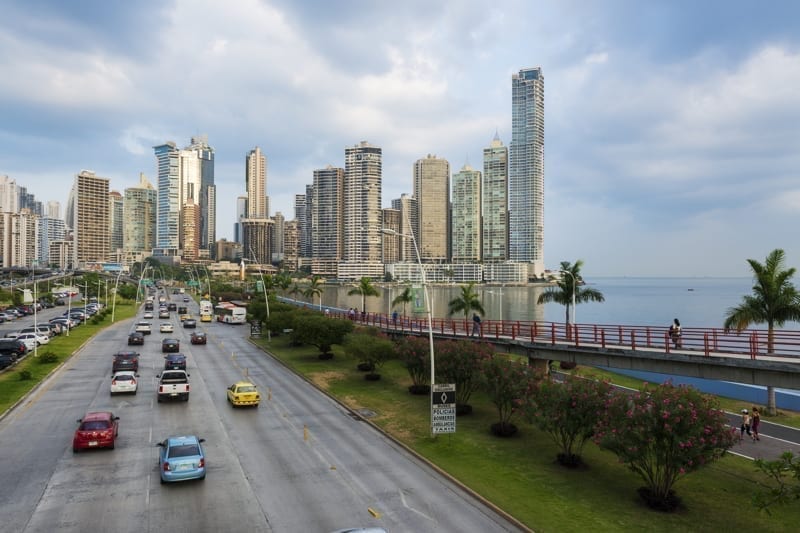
[0,294,520,533]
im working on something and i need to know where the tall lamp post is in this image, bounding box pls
[381,227,435,437]
[559,269,577,330]
[243,249,270,342]
[111,269,123,322]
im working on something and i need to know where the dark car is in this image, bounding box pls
[167,303,177,311]
[183,318,197,329]
[54,298,66,306]
[162,338,180,353]
[177,306,188,315]
[190,332,207,345]
[112,351,139,373]
[0,353,17,370]
[0,338,28,358]
[128,331,145,345]
[164,353,187,370]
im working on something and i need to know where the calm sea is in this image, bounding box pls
[319,277,797,330]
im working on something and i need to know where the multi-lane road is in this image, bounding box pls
[0,294,521,533]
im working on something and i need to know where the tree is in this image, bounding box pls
[274,272,292,296]
[752,452,800,514]
[525,374,612,467]
[594,382,737,512]
[436,339,493,414]
[343,328,395,379]
[288,282,303,302]
[303,275,325,310]
[394,335,431,394]
[391,286,414,317]
[290,315,354,358]
[723,249,800,415]
[348,277,380,313]
[482,355,536,437]
[537,260,605,326]
[447,282,485,320]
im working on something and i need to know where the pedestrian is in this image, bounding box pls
[348,308,355,320]
[669,318,682,349]
[739,408,751,442]
[471,313,482,337]
[751,407,761,441]
[392,310,398,326]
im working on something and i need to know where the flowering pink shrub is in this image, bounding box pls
[482,355,536,436]
[594,382,737,511]
[394,335,431,392]
[436,339,493,413]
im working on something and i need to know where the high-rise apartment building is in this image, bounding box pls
[123,173,157,264]
[303,184,314,258]
[283,219,299,272]
[340,141,383,279]
[294,194,307,257]
[271,211,285,263]
[189,135,216,257]
[46,201,61,220]
[38,216,65,265]
[71,170,110,268]
[311,166,344,276]
[154,142,181,254]
[483,133,509,262]
[234,196,247,244]
[0,209,38,268]
[109,191,123,262]
[0,175,20,213]
[451,164,482,262]
[246,147,268,218]
[413,155,450,263]
[181,198,200,262]
[391,194,418,263]
[509,67,545,270]
[381,208,401,264]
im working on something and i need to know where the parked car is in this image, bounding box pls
[183,318,197,329]
[12,335,37,352]
[226,381,261,407]
[73,411,119,452]
[110,371,138,395]
[162,338,180,353]
[0,353,17,370]
[0,338,28,358]
[163,353,187,370]
[128,331,145,345]
[160,322,174,333]
[112,351,139,373]
[15,332,49,346]
[156,435,206,483]
[190,332,207,345]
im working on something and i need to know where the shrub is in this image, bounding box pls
[37,352,59,364]
[436,339,493,414]
[482,355,536,437]
[344,329,394,379]
[395,335,431,394]
[18,370,32,381]
[291,315,354,358]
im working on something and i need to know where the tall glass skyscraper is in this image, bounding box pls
[509,67,544,269]
[482,133,508,262]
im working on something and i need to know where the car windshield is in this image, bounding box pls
[115,375,133,381]
[237,385,256,393]
[168,444,200,458]
[80,421,110,430]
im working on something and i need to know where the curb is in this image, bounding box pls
[247,336,532,533]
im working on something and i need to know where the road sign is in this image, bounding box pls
[250,321,262,338]
[431,383,456,434]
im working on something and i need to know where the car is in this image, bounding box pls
[158,310,170,319]
[226,381,261,407]
[177,306,188,315]
[143,311,154,319]
[0,338,28,357]
[164,353,187,370]
[183,318,197,329]
[168,303,177,311]
[160,322,174,333]
[0,312,15,322]
[54,298,66,306]
[179,313,191,322]
[12,335,37,352]
[110,371,138,395]
[156,435,206,483]
[162,338,180,353]
[135,321,152,335]
[128,331,145,345]
[0,353,17,370]
[190,332,207,345]
[113,351,139,373]
[15,332,49,346]
[200,313,212,323]
[183,296,190,302]
[73,411,119,452]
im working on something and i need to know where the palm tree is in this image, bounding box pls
[303,275,325,310]
[392,286,414,316]
[448,282,486,319]
[723,249,800,415]
[537,260,605,325]
[348,277,380,314]
[288,282,302,302]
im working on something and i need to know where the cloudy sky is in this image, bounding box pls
[2,0,799,277]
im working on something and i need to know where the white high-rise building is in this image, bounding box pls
[483,133,509,262]
[246,147,268,218]
[413,155,450,262]
[509,67,544,273]
[451,164,482,262]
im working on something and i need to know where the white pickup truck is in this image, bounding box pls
[157,370,190,402]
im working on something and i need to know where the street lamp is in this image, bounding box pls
[111,269,123,322]
[381,227,436,437]
[559,269,577,327]
[243,248,270,342]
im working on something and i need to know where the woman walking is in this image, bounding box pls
[751,407,761,441]
[739,409,751,443]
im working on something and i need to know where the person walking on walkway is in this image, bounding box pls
[751,407,761,441]
[740,408,752,442]
[471,313,482,337]
[669,318,682,349]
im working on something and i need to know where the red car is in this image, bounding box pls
[73,411,119,452]
[190,332,207,345]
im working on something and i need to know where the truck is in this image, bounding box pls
[157,370,190,402]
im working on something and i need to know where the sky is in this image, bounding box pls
[2,0,800,277]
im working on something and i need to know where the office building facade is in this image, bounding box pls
[413,154,450,263]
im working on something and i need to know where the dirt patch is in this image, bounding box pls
[309,371,346,391]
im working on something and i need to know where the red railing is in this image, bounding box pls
[329,309,800,361]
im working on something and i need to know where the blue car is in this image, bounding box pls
[156,435,206,483]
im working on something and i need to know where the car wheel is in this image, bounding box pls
[199,473,206,480]
[157,396,162,403]
[109,442,114,450]
[160,476,165,484]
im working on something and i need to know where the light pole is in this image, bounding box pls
[381,227,435,437]
[559,269,577,328]
[111,269,123,322]
[244,249,270,341]
[202,265,212,301]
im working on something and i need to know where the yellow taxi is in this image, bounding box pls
[226,381,260,407]
[179,313,192,322]
[200,313,212,323]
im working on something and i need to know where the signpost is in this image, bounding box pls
[431,383,456,434]
[250,321,262,338]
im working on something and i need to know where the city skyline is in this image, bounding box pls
[2,2,800,276]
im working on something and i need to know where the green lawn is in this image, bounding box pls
[255,335,800,533]
[0,302,138,413]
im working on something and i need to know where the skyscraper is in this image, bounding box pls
[109,191,123,261]
[451,163,482,262]
[189,135,216,257]
[311,166,344,276]
[483,133,509,262]
[234,195,247,244]
[123,173,157,264]
[154,142,181,254]
[413,154,450,262]
[71,170,110,268]
[391,194,418,263]
[509,67,544,270]
[246,147,268,218]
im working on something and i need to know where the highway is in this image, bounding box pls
[0,294,520,533]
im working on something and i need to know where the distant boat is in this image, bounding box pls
[687,288,695,291]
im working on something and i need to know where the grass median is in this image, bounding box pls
[254,334,800,532]
[0,302,138,414]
